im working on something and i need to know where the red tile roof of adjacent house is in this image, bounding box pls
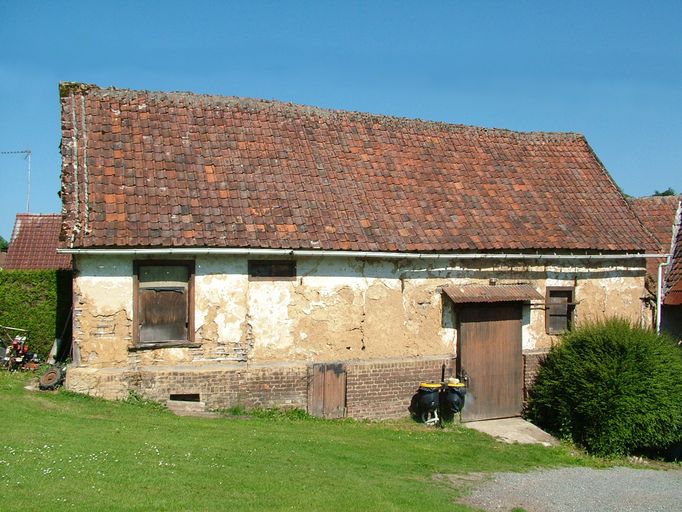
[628,195,680,252]
[4,214,72,270]
[628,195,681,295]
[59,83,654,254]
[663,202,682,306]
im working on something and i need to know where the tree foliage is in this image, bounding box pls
[0,236,8,252]
[526,318,682,457]
[653,187,677,196]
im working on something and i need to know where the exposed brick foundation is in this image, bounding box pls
[66,352,546,420]
[346,356,454,419]
[523,350,549,403]
[134,363,310,411]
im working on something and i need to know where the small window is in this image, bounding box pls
[546,287,575,334]
[135,261,194,344]
[248,260,296,280]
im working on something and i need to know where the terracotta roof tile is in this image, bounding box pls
[59,83,653,253]
[629,196,681,297]
[628,195,680,252]
[4,214,72,270]
[663,202,682,305]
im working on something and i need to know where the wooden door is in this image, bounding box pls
[458,302,522,422]
[309,363,346,418]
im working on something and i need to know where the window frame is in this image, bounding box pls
[132,260,196,347]
[248,259,297,281]
[545,286,575,335]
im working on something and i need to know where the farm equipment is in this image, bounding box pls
[0,325,40,371]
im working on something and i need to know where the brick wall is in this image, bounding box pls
[68,353,547,419]
[345,356,455,419]
[523,350,549,403]
[127,357,453,418]
[132,363,309,411]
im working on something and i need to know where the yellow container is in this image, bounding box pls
[419,382,442,389]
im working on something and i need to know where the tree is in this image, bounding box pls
[0,236,8,252]
[653,187,677,196]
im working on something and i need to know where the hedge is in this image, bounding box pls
[0,270,72,359]
[526,318,682,457]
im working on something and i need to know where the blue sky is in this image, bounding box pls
[1,1,680,240]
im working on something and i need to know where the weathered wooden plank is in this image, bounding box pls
[309,363,326,417]
[323,363,346,419]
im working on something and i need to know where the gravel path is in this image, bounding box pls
[460,466,682,512]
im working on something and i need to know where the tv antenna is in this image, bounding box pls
[0,149,32,212]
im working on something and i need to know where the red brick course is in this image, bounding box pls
[134,364,309,411]
[345,357,454,419]
[523,350,549,404]
[117,354,546,420]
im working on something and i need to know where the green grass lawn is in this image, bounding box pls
[1,372,594,511]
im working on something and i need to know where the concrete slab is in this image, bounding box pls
[463,417,559,446]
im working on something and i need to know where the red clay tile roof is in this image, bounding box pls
[628,195,680,294]
[4,214,72,270]
[664,202,682,306]
[443,284,543,303]
[628,195,680,252]
[59,83,654,253]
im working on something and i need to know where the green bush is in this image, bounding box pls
[0,270,72,359]
[526,318,682,457]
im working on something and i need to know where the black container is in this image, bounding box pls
[440,384,466,420]
[410,383,441,423]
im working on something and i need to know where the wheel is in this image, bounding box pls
[39,366,65,390]
[420,409,439,425]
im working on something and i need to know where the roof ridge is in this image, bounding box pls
[630,194,682,202]
[59,81,585,143]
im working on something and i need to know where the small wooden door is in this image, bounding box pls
[309,363,346,418]
[458,302,522,422]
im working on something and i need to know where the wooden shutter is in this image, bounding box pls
[139,288,188,342]
[135,263,193,344]
[546,288,574,334]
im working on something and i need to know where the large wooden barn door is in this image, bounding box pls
[458,302,522,422]
[309,363,346,419]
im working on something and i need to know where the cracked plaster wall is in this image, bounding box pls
[70,255,647,369]
[72,255,133,367]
